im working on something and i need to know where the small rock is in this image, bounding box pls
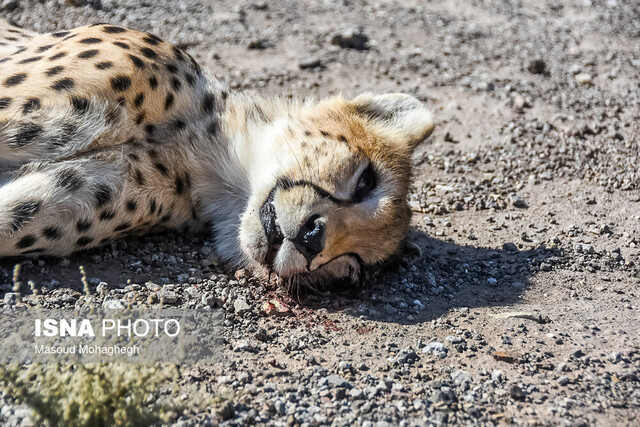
[509,193,527,208]
[349,388,365,399]
[159,290,178,304]
[326,374,351,388]
[330,27,368,50]
[3,292,19,305]
[527,58,547,74]
[502,242,518,252]
[509,385,526,400]
[234,297,251,314]
[103,299,125,309]
[298,56,322,70]
[233,339,256,352]
[218,402,235,420]
[574,73,592,84]
[609,352,622,363]
[145,281,161,292]
[487,277,498,286]
[422,342,448,359]
[557,375,570,386]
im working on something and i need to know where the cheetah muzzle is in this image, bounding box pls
[0,20,434,289]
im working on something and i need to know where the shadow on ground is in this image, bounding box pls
[301,227,559,324]
[0,227,559,326]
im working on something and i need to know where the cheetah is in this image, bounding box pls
[0,19,434,286]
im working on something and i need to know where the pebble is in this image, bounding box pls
[527,58,547,74]
[421,342,448,359]
[234,297,251,314]
[502,242,518,252]
[330,28,368,50]
[159,290,178,304]
[3,292,18,305]
[103,299,125,309]
[574,73,593,84]
[298,56,322,70]
[509,385,526,400]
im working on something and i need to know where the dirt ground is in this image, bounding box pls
[1,0,639,425]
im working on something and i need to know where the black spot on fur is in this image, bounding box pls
[57,168,83,191]
[134,92,144,108]
[45,65,64,76]
[174,119,186,130]
[22,98,40,114]
[16,235,37,249]
[165,63,178,73]
[142,35,161,46]
[62,34,79,41]
[10,201,41,232]
[153,162,169,177]
[111,75,131,92]
[12,123,42,147]
[113,41,129,49]
[175,176,185,195]
[99,210,116,221]
[78,49,99,59]
[71,96,90,113]
[171,77,181,91]
[304,130,312,137]
[113,222,131,232]
[146,124,155,135]
[338,135,348,143]
[80,37,102,44]
[207,121,219,135]
[103,26,126,34]
[76,220,92,232]
[0,97,11,109]
[36,44,54,53]
[129,54,145,69]
[135,112,146,125]
[49,52,66,60]
[4,73,27,87]
[172,45,185,61]
[125,199,137,212]
[148,75,158,90]
[149,199,157,214]
[160,214,171,223]
[164,93,174,110]
[51,31,70,38]
[134,169,145,185]
[18,56,42,64]
[320,130,330,137]
[11,47,26,55]
[185,72,195,86]
[96,61,113,70]
[52,77,75,91]
[76,236,94,247]
[140,47,157,59]
[42,226,61,240]
[94,184,112,208]
[202,93,215,113]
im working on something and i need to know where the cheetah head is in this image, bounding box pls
[238,93,434,289]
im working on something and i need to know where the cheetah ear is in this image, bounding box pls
[351,93,435,151]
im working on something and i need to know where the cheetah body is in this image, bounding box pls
[0,20,434,285]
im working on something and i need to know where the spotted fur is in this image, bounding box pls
[0,20,434,285]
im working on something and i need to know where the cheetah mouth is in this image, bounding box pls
[259,188,284,269]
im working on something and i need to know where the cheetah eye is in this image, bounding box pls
[354,164,377,201]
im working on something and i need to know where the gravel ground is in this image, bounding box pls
[1,0,639,425]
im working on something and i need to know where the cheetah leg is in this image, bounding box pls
[0,158,126,257]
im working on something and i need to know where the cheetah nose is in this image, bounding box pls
[292,214,325,264]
